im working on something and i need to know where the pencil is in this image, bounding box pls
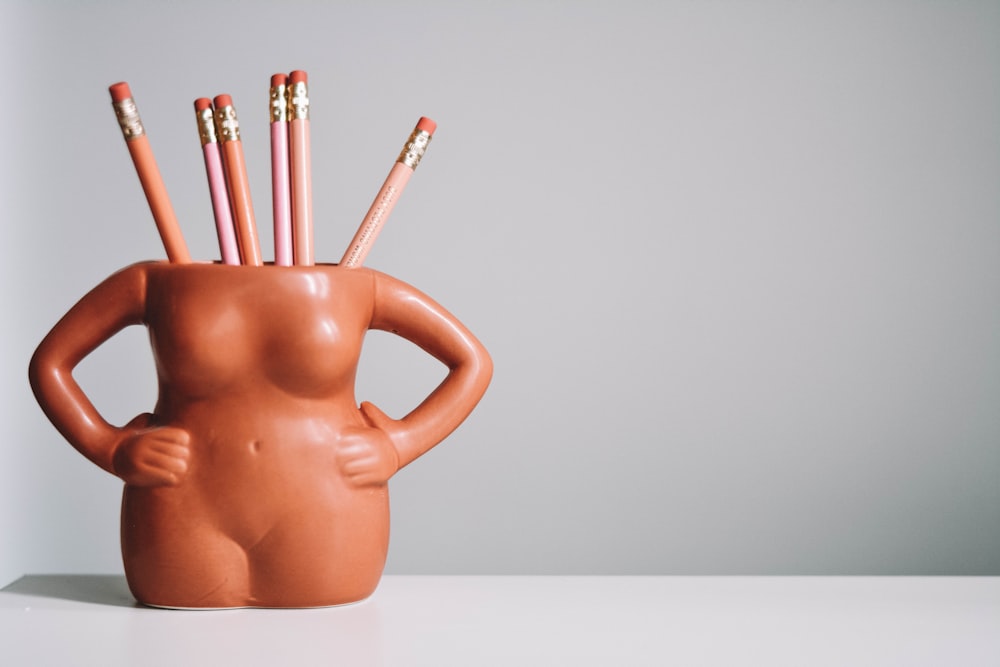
[339,117,436,268]
[288,70,313,266]
[270,74,293,266]
[109,82,191,263]
[213,94,262,266]
[195,98,240,265]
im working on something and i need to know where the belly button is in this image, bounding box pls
[249,440,262,454]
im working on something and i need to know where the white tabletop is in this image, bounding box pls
[2,574,998,666]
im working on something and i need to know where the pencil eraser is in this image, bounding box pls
[213,94,233,108]
[271,73,287,87]
[109,82,133,102]
[416,117,437,135]
[288,70,308,85]
[194,97,212,112]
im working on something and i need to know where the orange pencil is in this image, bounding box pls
[109,82,191,263]
[213,94,262,266]
[288,70,313,266]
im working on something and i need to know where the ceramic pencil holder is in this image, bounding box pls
[29,261,492,608]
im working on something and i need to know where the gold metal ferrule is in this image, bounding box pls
[288,81,309,121]
[270,83,288,123]
[112,97,145,140]
[398,128,432,169]
[196,107,217,145]
[214,104,240,143]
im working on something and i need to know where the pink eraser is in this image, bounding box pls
[194,97,212,112]
[109,82,132,102]
[271,73,287,87]
[288,70,307,85]
[213,94,233,108]
[416,117,437,135]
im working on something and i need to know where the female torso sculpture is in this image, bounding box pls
[29,261,492,608]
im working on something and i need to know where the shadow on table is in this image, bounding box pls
[2,574,138,608]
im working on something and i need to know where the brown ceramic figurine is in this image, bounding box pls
[29,261,492,608]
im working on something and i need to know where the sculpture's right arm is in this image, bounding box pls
[28,263,151,475]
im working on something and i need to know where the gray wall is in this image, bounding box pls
[2,0,998,583]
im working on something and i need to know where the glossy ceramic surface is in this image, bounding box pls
[29,261,492,608]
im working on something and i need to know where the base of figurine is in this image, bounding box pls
[141,595,372,611]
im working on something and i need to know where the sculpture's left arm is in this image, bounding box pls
[363,270,493,470]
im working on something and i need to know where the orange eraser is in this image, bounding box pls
[416,117,437,135]
[213,94,233,108]
[109,82,132,102]
[271,73,287,87]
[288,70,307,85]
[194,97,212,112]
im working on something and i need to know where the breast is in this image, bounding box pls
[145,264,371,401]
[258,309,357,396]
[147,290,254,397]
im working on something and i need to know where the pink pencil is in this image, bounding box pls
[288,70,313,265]
[270,74,292,266]
[195,98,239,265]
[213,94,262,266]
[339,117,436,268]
